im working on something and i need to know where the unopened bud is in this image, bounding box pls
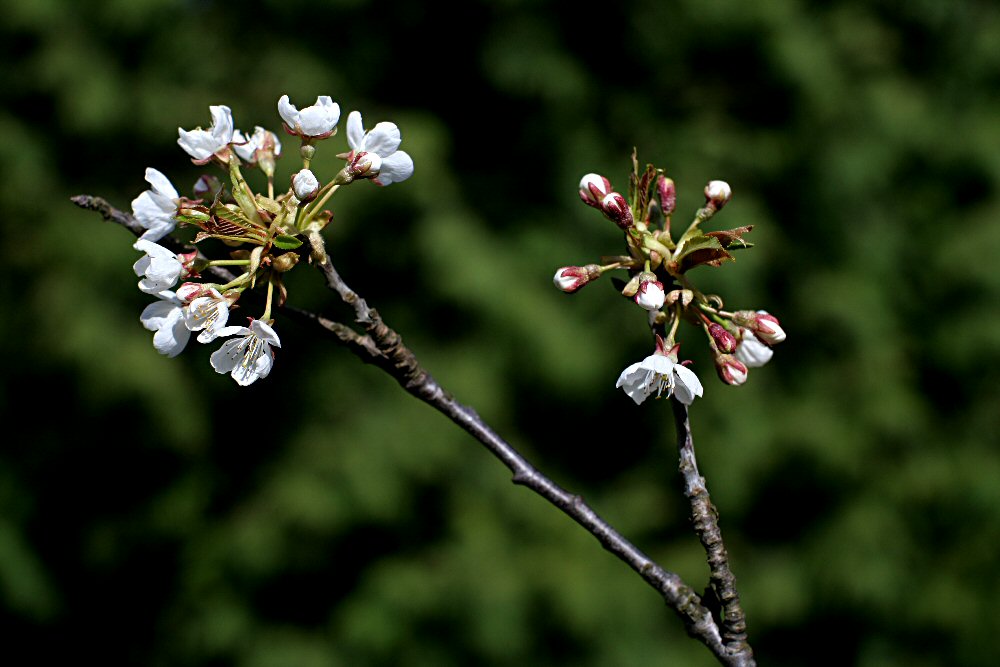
[578,173,612,208]
[735,329,773,368]
[708,323,738,354]
[553,265,599,293]
[271,252,300,273]
[732,309,785,345]
[292,169,320,202]
[177,251,201,279]
[665,289,694,307]
[601,192,634,229]
[176,282,206,302]
[657,176,676,216]
[634,274,665,311]
[715,354,748,386]
[704,180,732,210]
[347,151,382,179]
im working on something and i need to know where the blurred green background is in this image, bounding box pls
[3,0,1000,664]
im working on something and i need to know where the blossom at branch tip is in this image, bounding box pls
[634,279,666,311]
[131,168,179,242]
[278,95,340,138]
[735,330,773,368]
[133,239,183,294]
[233,126,282,164]
[177,105,235,163]
[210,320,281,386]
[704,180,732,209]
[344,111,414,185]
[140,290,190,357]
[292,169,319,201]
[616,354,703,405]
[184,288,232,343]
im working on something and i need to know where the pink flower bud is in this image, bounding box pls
[704,180,732,209]
[176,282,207,302]
[634,279,666,311]
[578,173,612,208]
[657,175,676,215]
[732,310,785,345]
[601,192,634,229]
[553,266,594,293]
[708,323,737,354]
[715,354,748,386]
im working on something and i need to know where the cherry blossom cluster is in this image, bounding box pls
[553,156,785,405]
[130,96,413,385]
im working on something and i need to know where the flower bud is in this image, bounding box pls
[292,169,320,202]
[601,192,634,229]
[193,174,222,200]
[177,251,201,279]
[176,282,207,302]
[634,277,666,311]
[704,180,732,210]
[657,175,676,216]
[553,265,599,293]
[715,354,748,386]
[735,329,773,368]
[578,173,612,208]
[708,323,737,354]
[732,310,785,345]
[347,151,382,179]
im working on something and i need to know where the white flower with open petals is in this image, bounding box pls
[133,239,183,294]
[184,288,231,343]
[345,111,414,185]
[210,320,281,386]
[278,95,340,138]
[140,290,190,358]
[616,354,703,405]
[131,168,179,242]
[178,105,235,163]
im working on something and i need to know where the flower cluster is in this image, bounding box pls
[130,96,414,385]
[554,155,785,405]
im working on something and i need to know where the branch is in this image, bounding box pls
[74,195,755,665]
[672,399,755,665]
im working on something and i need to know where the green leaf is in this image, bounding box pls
[272,234,303,250]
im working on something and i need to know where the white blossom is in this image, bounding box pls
[140,290,190,357]
[735,330,773,368]
[210,320,281,386]
[184,289,231,343]
[131,168,179,242]
[634,280,666,311]
[345,111,414,185]
[292,169,320,200]
[177,105,235,162]
[705,180,732,208]
[616,354,703,406]
[233,126,282,163]
[133,239,183,294]
[278,95,340,138]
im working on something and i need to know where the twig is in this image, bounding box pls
[672,399,755,665]
[74,194,755,665]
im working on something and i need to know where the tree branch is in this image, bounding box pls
[74,194,755,665]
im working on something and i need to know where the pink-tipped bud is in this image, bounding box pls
[292,169,320,202]
[708,323,737,354]
[704,180,732,210]
[578,173,612,208]
[634,278,666,311]
[347,151,383,180]
[715,354,748,386]
[553,265,595,293]
[657,175,676,215]
[177,251,200,279]
[601,192,634,229]
[732,310,785,345]
[176,282,207,302]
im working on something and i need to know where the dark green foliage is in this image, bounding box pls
[3,0,1000,664]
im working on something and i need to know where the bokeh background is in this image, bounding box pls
[3,0,1000,664]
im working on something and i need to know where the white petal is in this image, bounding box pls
[251,320,281,347]
[145,168,178,199]
[153,309,191,358]
[209,105,235,145]
[177,128,216,160]
[278,95,298,128]
[373,151,414,186]
[346,111,364,151]
[210,338,243,374]
[672,365,704,405]
[363,121,402,157]
[140,300,179,331]
[215,325,249,338]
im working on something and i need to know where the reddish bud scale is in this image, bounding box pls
[601,192,634,229]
